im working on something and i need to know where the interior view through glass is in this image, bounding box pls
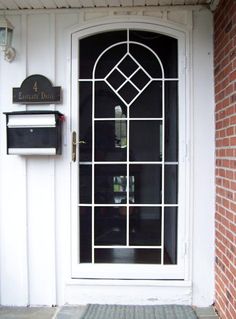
[78,30,178,265]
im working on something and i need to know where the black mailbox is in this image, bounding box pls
[4,111,64,155]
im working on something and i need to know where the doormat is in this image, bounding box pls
[81,304,198,319]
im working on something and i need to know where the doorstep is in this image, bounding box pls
[0,307,58,318]
[194,307,219,319]
[0,305,219,319]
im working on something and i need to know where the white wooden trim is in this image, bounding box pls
[65,280,192,305]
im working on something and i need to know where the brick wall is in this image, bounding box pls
[214,0,236,318]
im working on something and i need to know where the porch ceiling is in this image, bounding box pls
[0,0,213,10]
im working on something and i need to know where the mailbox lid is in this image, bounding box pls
[4,111,64,128]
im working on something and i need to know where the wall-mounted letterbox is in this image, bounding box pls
[4,111,64,155]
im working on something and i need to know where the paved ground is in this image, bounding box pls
[0,306,218,319]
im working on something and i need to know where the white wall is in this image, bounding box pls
[192,9,215,306]
[0,6,214,307]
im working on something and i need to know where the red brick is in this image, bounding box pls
[215,5,236,317]
[230,137,236,145]
[229,115,236,125]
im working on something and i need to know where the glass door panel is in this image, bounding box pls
[75,29,183,278]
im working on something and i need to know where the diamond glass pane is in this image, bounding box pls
[118,81,139,104]
[130,69,150,90]
[106,69,126,90]
[118,55,139,77]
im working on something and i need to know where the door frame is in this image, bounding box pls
[70,20,191,281]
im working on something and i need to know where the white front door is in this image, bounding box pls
[71,25,187,280]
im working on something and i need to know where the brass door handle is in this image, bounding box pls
[72,131,77,162]
[72,132,87,162]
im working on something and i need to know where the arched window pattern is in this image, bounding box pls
[78,30,178,265]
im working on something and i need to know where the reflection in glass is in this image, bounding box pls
[95,207,126,246]
[129,207,161,246]
[95,165,127,204]
[79,165,92,204]
[95,121,127,161]
[164,165,178,204]
[115,106,127,149]
[95,248,161,264]
[164,207,178,264]
[130,120,162,161]
[79,207,92,263]
[113,176,135,204]
[129,165,162,204]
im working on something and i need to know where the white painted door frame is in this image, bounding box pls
[70,20,189,281]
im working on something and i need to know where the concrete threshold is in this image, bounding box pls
[0,305,219,319]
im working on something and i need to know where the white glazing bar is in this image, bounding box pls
[127,99,130,246]
[78,204,179,207]
[164,162,179,165]
[93,162,163,164]
[92,41,129,79]
[153,78,179,81]
[79,162,93,165]
[128,54,153,82]
[79,161,178,165]
[126,80,152,107]
[94,118,163,121]
[127,29,129,53]
[92,78,95,264]
[126,30,130,246]
[115,68,140,92]
[94,246,162,249]
[78,78,180,82]
[105,80,130,108]
[78,79,103,82]
[78,78,179,82]
[104,53,129,81]
[161,78,165,265]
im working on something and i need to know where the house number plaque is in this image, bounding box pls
[13,74,61,104]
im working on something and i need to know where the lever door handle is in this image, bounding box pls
[78,140,86,144]
[72,131,77,162]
